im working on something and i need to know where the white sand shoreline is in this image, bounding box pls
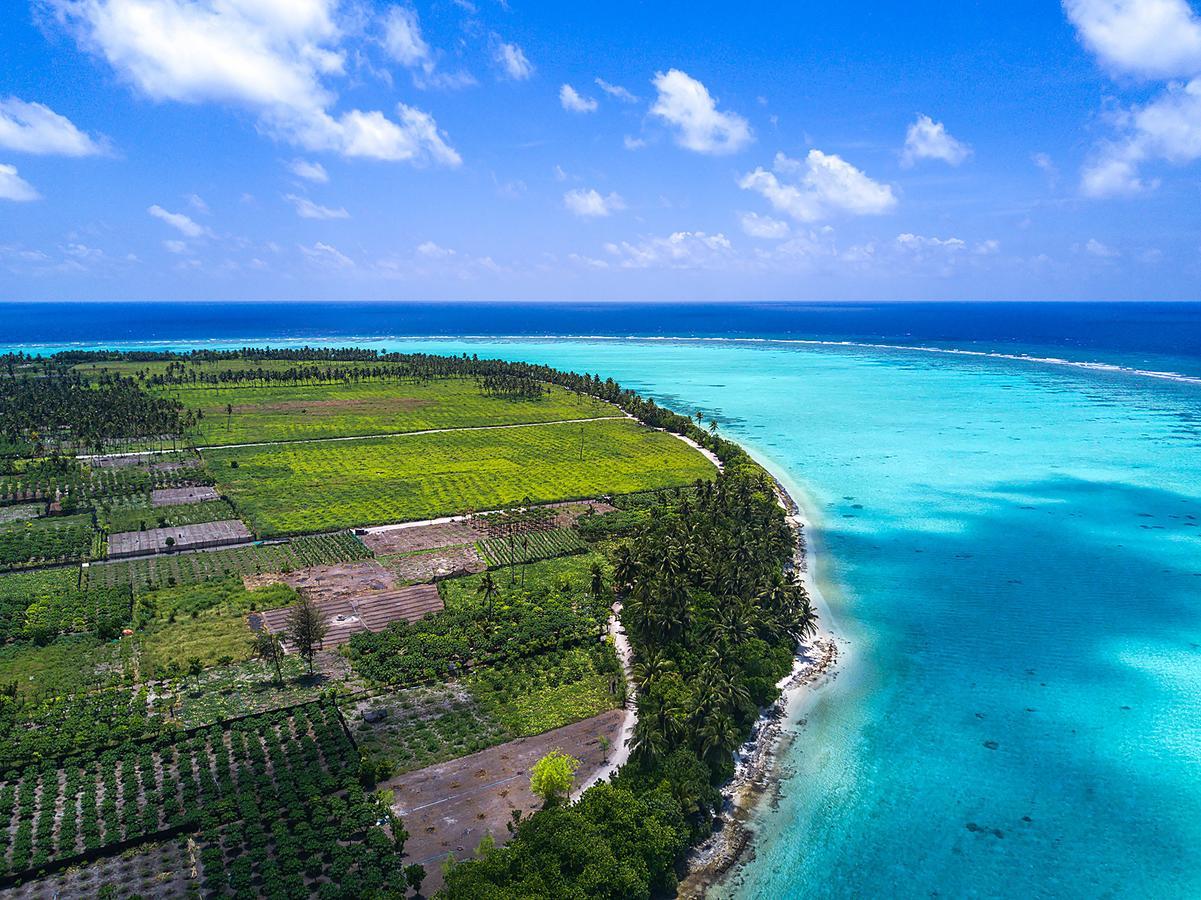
[678,456,844,899]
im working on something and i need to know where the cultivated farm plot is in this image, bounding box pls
[158,377,617,446]
[83,532,371,593]
[99,497,236,533]
[207,418,716,536]
[476,527,585,567]
[0,514,95,570]
[0,701,354,882]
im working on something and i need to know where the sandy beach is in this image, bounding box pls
[677,463,844,899]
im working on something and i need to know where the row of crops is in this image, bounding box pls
[0,461,209,506]
[0,701,355,881]
[198,788,407,898]
[0,514,95,570]
[476,527,586,567]
[83,532,371,593]
[99,498,237,534]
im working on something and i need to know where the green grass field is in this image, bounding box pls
[153,377,616,446]
[134,578,297,673]
[206,418,715,536]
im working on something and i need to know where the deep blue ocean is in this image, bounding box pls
[3,301,1201,898]
[3,301,1201,378]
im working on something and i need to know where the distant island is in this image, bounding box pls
[0,347,827,898]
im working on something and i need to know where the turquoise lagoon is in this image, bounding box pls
[381,338,1201,899]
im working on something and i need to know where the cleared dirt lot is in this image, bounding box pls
[244,559,396,602]
[387,709,625,894]
[252,583,443,651]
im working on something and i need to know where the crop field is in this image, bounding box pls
[476,527,586,567]
[0,701,354,880]
[0,513,96,570]
[207,417,715,536]
[154,377,616,446]
[134,578,298,673]
[83,531,370,593]
[0,461,209,505]
[439,551,612,610]
[0,567,78,640]
[0,636,133,699]
[99,497,237,533]
[350,643,620,776]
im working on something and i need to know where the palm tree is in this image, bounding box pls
[588,563,606,604]
[477,571,499,623]
[630,715,667,767]
[613,544,637,597]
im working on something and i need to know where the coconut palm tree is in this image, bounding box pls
[477,571,499,623]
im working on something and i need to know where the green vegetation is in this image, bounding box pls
[476,527,585,567]
[440,552,611,608]
[441,458,817,898]
[353,644,620,777]
[207,417,714,536]
[83,531,370,593]
[467,645,621,737]
[0,567,78,640]
[347,560,608,685]
[157,377,615,446]
[0,513,95,570]
[530,750,581,807]
[0,455,209,506]
[99,497,237,533]
[133,578,298,674]
[0,635,132,699]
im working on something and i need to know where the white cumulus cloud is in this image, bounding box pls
[650,69,752,155]
[739,150,896,222]
[382,6,475,90]
[494,40,533,80]
[604,230,733,268]
[0,164,39,202]
[0,98,105,156]
[901,114,971,167]
[560,84,598,113]
[739,212,790,239]
[1064,0,1201,79]
[46,0,460,166]
[284,193,348,219]
[564,188,625,217]
[148,203,208,236]
[1065,0,1201,196]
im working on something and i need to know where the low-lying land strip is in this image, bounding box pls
[0,346,814,900]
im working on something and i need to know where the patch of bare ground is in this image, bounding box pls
[385,709,626,896]
[243,559,397,603]
[381,545,485,583]
[361,521,479,555]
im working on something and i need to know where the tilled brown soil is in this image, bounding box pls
[386,709,625,895]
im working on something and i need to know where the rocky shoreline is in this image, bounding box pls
[677,468,842,899]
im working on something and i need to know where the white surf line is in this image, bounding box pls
[573,601,636,800]
[76,415,630,459]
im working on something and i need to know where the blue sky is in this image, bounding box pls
[1,0,1200,301]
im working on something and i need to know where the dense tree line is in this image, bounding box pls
[0,374,189,454]
[441,457,817,897]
